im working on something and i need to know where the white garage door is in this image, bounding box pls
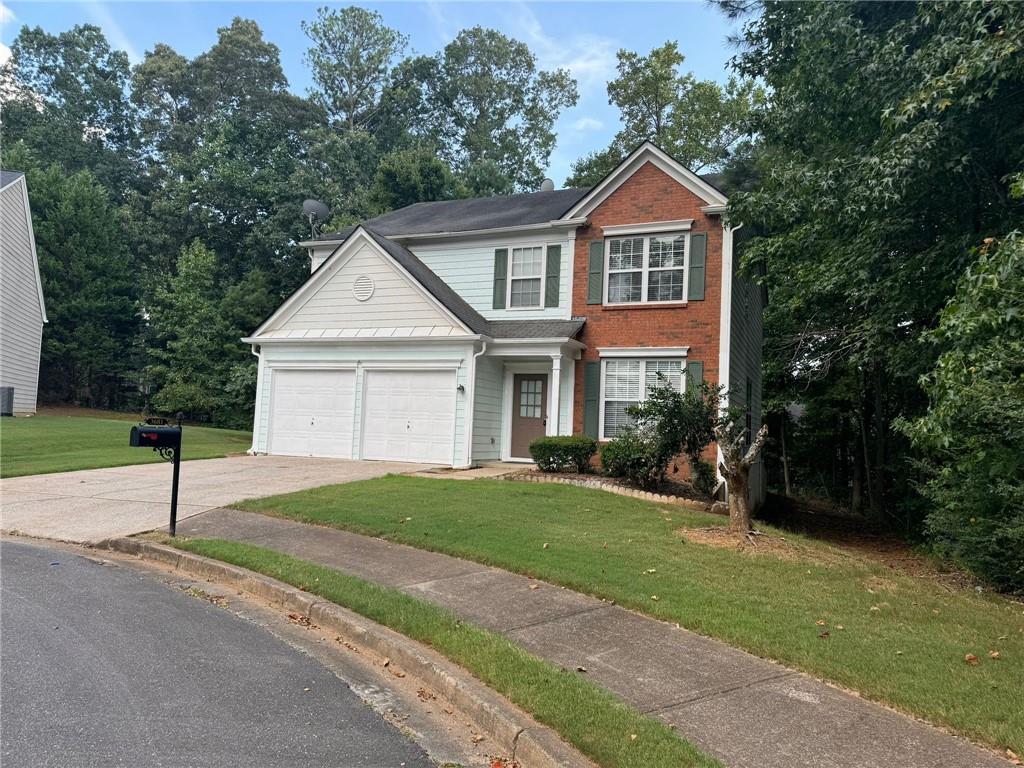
[269,369,356,458]
[362,369,456,464]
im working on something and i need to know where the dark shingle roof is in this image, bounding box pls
[0,170,25,189]
[363,228,584,340]
[486,319,585,339]
[317,187,589,242]
[316,169,729,243]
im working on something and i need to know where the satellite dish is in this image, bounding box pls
[539,178,555,192]
[302,199,331,238]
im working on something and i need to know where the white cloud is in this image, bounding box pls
[84,1,140,64]
[504,1,617,88]
[0,2,15,26]
[424,0,459,47]
[572,116,603,132]
[0,42,10,68]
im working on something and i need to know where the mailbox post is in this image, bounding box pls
[129,413,184,536]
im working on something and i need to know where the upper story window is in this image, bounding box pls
[606,233,687,305]
[509,246,544,308]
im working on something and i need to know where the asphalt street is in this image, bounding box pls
[0,539,436,768]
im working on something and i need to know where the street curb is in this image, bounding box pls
[97,537,595,768]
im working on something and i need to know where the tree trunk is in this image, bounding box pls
[780,415,792,497]
[728,471,751,532]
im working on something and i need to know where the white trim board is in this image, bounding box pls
[602,219,693,236]
[597,346,690,358]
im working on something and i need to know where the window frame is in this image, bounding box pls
[506,244,545,310]
[598,357,687,441]
[604,232,690,306]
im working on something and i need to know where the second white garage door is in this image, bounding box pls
[361,369,456,464]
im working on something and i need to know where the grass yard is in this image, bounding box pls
[0,410,252,477]
[171,538,719,768]
[236,476,1024,755]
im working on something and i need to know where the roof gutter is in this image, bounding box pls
[299,217,589,248]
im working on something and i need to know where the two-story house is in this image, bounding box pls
[246,142,765,505]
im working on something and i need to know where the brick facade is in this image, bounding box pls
[571,161,724,437]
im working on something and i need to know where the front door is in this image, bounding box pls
[511,373,548,459]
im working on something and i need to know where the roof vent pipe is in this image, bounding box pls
[539,178,555,192]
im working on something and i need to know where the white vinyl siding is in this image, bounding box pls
[412,232,573,320]
[605,233,688,305]
[600,358,684,439]
[279,242,462,333]
[472,356,504,461]
[0,179,45,414]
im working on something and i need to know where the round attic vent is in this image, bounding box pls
[352,275,375,301]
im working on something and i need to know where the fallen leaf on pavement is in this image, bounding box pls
[529,584,540,590]
[575,666,588,673]
[383,657,391,668]
[1006,748,1020,765]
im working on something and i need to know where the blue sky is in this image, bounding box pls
[1,1,740,184]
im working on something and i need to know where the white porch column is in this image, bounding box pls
[549,354,562,436]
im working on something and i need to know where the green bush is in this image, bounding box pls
[529,435,597,473]
[691,459,718,496]
[600,427,673,490]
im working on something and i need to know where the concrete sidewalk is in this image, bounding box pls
[177,508,1009,768]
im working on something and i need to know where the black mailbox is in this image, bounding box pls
[130,424,181,449]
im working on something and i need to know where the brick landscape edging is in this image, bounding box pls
[97,537,594,768]
[507,471,712,511]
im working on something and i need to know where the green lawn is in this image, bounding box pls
[235,476,1024,755]
[0,412,252,477]
[172,538,719,768]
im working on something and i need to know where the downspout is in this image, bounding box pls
[461,341,488,468]
[715,222,740,500]
[248,344,264,455]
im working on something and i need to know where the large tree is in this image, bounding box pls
[0,24,139,194]
[721,1,1024,531]
[302,6,408,131]
[566,42,763,186]
[404,27,578,191]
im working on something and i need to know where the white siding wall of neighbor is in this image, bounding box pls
[729,269,766,507]
[0,179,45,414]
[252,342,476,467]
[471,356,504,461]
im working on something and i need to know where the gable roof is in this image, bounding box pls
[0,170,25,191]
[252,227,584,342]
[315,187,589,243]
[562,141,728,220]
[312,146,728,245]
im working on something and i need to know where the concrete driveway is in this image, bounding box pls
[0,456,425,544]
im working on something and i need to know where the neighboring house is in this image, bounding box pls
[0,170,47,416]
[247,142,765,506]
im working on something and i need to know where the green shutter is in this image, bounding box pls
[583,361,600,438]
[686,360,704,392]
[492,248,508,309]
[688,233,706,301]
[545,244,561,308]
[587,240,604,305]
